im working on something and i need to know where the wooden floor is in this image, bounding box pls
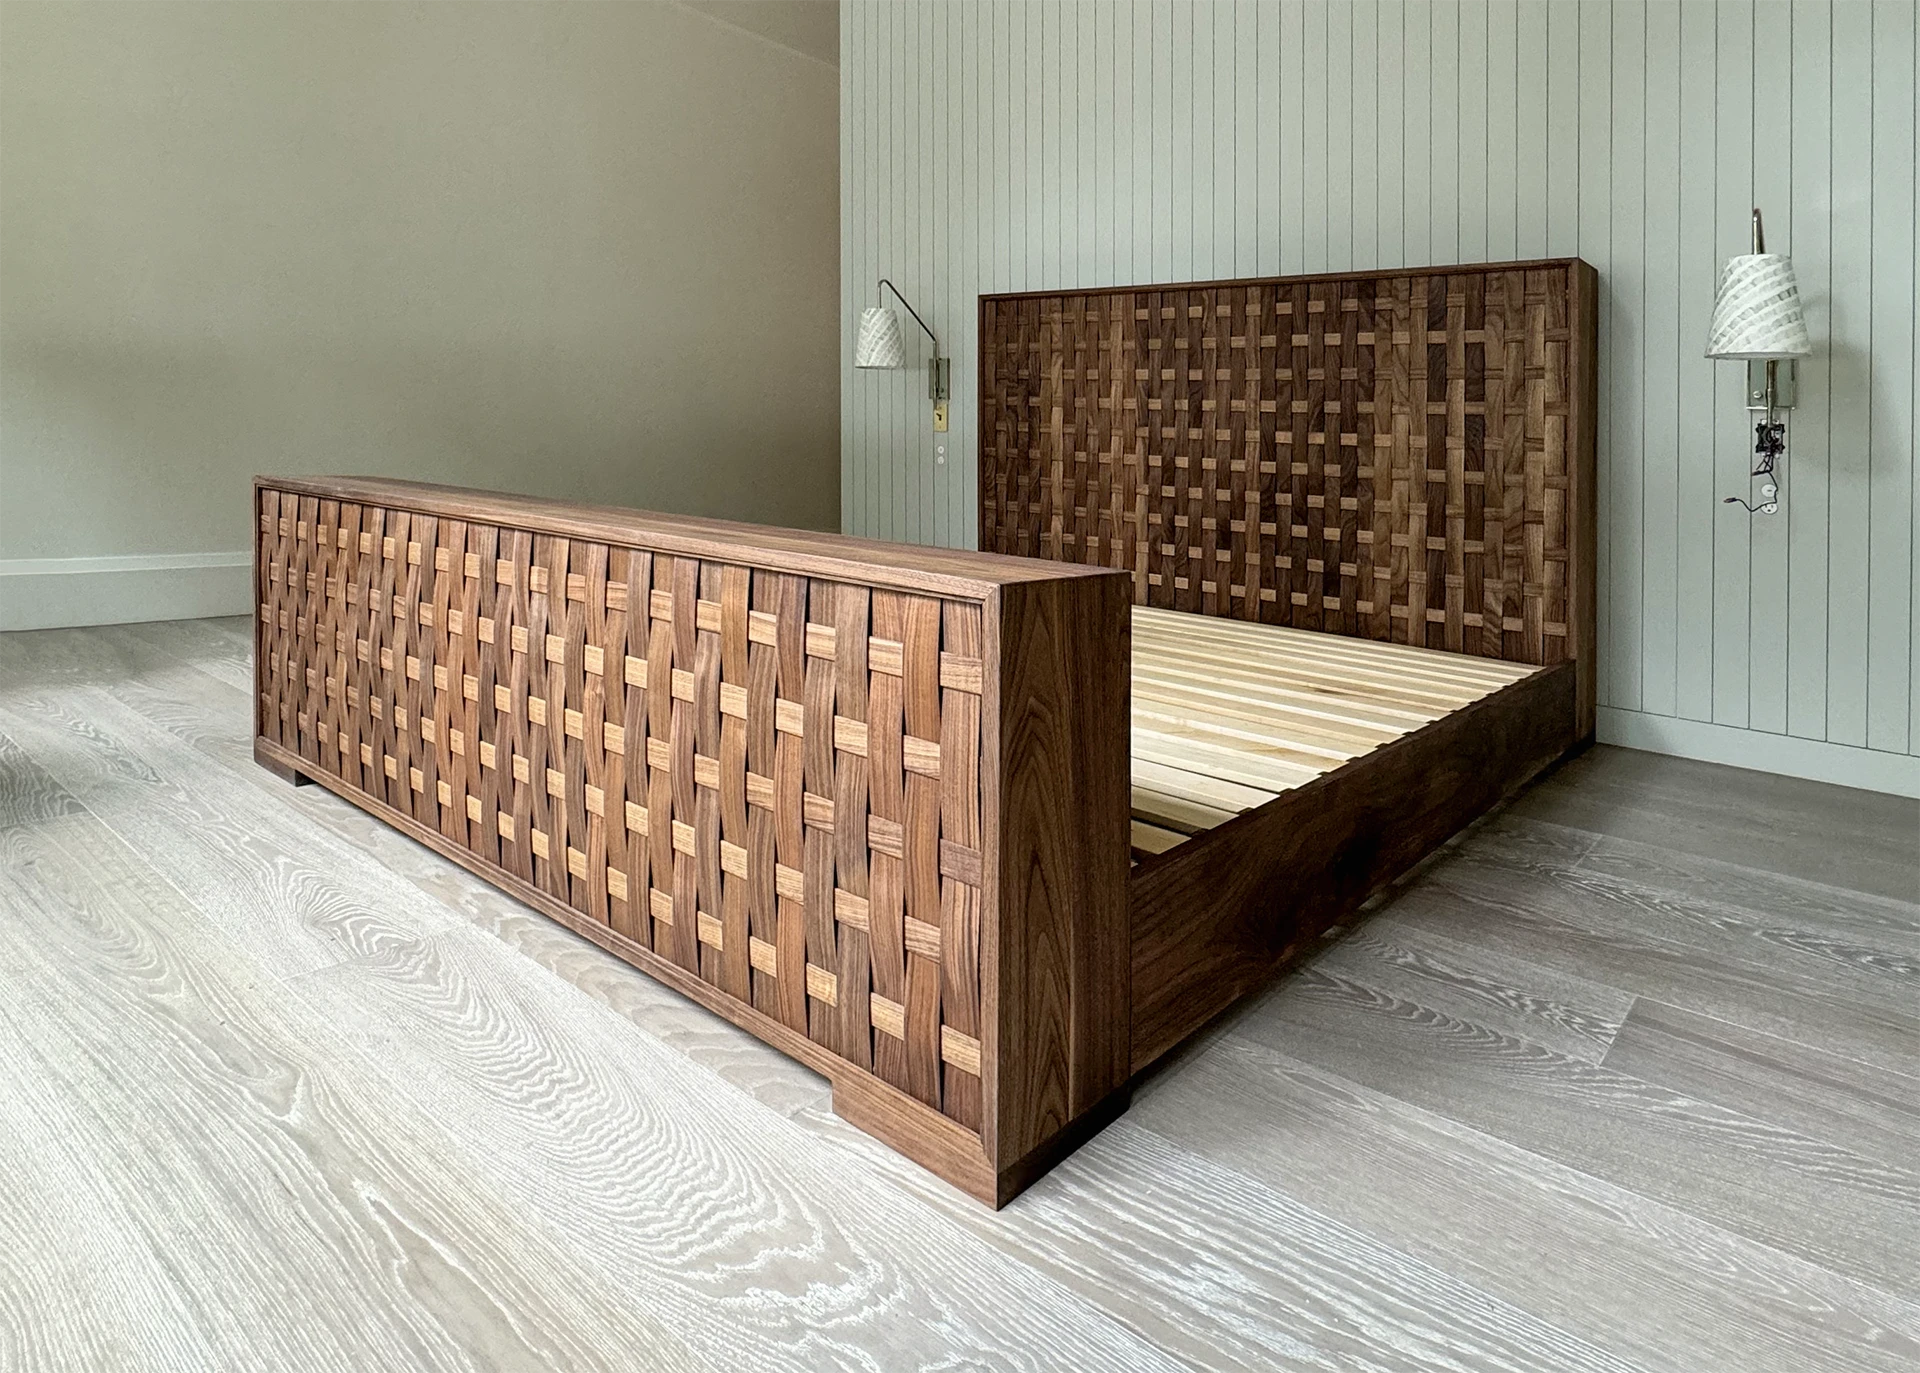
[1130,606,1540,855]
[3,616,1916,1373]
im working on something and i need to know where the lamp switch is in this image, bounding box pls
[932,402,949,433]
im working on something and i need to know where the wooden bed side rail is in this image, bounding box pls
[253,475,1132,1206]
[1127,660,1578,1073]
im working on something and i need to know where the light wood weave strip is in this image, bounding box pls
[257,491,988,1129]
[980,266,1575,666]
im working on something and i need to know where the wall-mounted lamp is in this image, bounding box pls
[856,278,951,432]
[1707,208,1813,516]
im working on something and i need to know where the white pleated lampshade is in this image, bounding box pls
[1706,253,1814,359]
[855,307,906,368]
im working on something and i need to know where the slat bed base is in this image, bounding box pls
[1125,605,1541,860]
[1128,660,1578,1072]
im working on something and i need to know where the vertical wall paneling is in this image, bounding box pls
[1514,0,1546,259]
[869,0,884,543]
[1170,1,1191,280]
[927,0,937,543]
[842,0,1920,791]
[1787,0,1833,740]
[1825,0,1872,744]
[1610,0,1647,714]
[1001,0,1010,291]
[1214,1,1235,274]
[1064,0,1079,290]
[957,3,969,542]
[1579,0,1617,713]
[885,0,901,544]
[1235,0,1257,276]
[841,4,855,548]
[1351,0,1379,271]
[1676,0,1723,722]
[1042,1,1059,290]
[1185,0,1205,276]
[1014,0,1028,290]
[1430,0,1461,265]
[1543,0,1579,257]
[1868,0,1915,754]
[1906,0,1920,760]
[921,0,936,545]
[1486,0,1518,264]
[908,0,923,546]
[1376,0,1404,269]
[1641,0,1680,719]
[1094,1,1112,288]
[1459,0,1490,264]
[1131,0,1151,288]
[1152,1,1170,281]
[1326,0,1353,271]
[1301,0,1327,272]
[1282,0,1305,272]
[1257,0,1281,276]
[1749,0,1794,734]
[1712,0,1755,727]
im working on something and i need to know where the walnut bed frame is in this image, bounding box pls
[978,258,1598,1072]
[254,258,1595,1208]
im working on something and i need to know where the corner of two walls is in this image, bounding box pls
[839,0,1918,798]
[0,0,840,633]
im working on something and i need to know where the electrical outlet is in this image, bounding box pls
[932,402,949,433]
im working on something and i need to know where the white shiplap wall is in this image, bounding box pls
[840,0,1918,795]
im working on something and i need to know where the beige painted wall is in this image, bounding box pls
[0,0,838,625]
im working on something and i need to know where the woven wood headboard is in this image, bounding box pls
[978,258,1597,735]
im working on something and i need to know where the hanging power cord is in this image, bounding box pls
[1723,416,1784,515]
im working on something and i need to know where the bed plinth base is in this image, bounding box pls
[254,737,313,786]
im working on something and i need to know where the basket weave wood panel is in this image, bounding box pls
[979,262,1596,705]
[255,488,993,1131]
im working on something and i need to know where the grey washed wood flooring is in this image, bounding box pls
[1,617,1915,1373]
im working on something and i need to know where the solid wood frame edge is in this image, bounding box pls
[1567,259,1601,741]
[976,255,1593,305]
[254,473,1113,604]
[986,574,1134,1175]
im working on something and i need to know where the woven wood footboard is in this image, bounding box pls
[254,475,1131,1206]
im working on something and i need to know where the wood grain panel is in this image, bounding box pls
[989,573,1133,1183]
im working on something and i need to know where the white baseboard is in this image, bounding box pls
[0,552,252,632]
[1597,706,1920,799]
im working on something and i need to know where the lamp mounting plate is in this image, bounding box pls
[1746,359,1797,411]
